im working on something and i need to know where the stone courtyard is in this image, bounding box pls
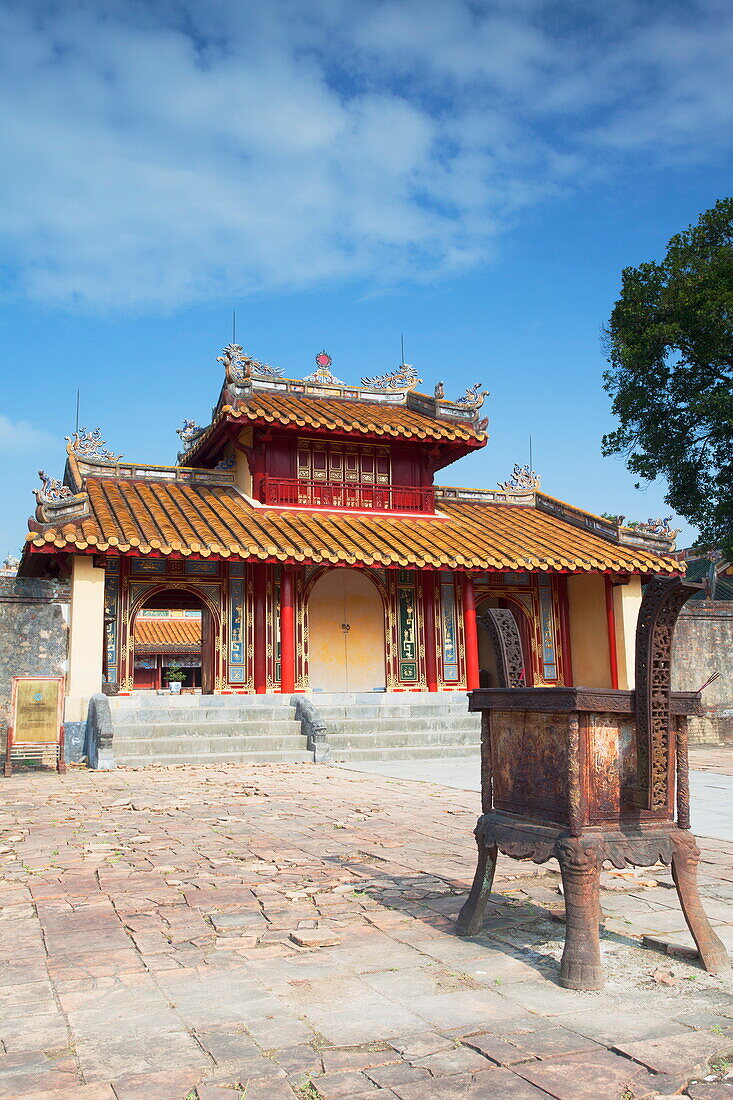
[1,756,733,1100]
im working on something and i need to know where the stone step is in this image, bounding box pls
[109,695,294,711]
[327,729,480,749]
[308,691,469,706]
[315,704,476,721]
[109,707,299,724]
[111,719,302,738]
[115,749,313,766]
[329,745,480,762]
[114,734,309,755]
[317,716,479,734]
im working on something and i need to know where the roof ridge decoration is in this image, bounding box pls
[361,364,422,390]
[455,383,488,409]
[217,343,285,383]
[66,427,123,463]
[626,517,681,539]
[303,351,344,386]
[177,419,205,446]
[36,470,73,505]
[499,464,542,492]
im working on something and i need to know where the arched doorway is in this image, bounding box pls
[476,597,533,688]
[308,569,386,692]
[131,588,214,694]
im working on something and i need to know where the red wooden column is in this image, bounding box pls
[253,563,267,694]
[422,571,438,692]
[604,575,620,690]
[280,566,295,695]
[462,573,480,690]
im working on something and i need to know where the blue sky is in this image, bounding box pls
[2,0,733,557]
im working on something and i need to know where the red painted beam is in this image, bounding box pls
[280,566,295,695]
[462,574,480,690]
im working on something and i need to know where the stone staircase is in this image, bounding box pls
[310,691,481,762]
[108,694,312,766]
[105,691,481,766]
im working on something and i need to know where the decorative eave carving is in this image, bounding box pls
[361,363,423,390]
[624,517,681,540]
[36,470,73,505]
[217,343,284,383]
[66,428,123,463]
[453,383,488,410]
[499,464,541,492]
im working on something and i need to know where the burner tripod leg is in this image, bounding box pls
[456,835,497,937]
[557,838,603,991]
[671,832,729,974]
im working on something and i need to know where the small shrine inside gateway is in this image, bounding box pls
[19,343,682,738]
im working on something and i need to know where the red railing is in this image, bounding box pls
[261,477,435,513]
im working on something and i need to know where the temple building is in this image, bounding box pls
[19,344,681,747]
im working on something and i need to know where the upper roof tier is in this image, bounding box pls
[178,344,488,467]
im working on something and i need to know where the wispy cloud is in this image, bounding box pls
[0,415,55,453]
[0,0,732,310]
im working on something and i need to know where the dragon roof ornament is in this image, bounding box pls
[626,517,681,540]
[361,364,422,390]
[176,419,205,447]
[499,464,541,492]
[454,383,488,409]
[217,343,284,383]
[36,470,73,504]
[66,428,123,463]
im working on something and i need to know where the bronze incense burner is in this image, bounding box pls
[456,577,730,990]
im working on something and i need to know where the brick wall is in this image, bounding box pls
[0,577,71,757]
[672,601,733,744]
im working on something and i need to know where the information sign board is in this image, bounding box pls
[5,676,65,776]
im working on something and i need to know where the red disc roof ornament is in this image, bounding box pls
[315,351,332,368]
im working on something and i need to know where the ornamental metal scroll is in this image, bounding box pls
[634,576,700,811]
[477,609,525,688]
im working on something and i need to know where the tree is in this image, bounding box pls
[602,198,733,555]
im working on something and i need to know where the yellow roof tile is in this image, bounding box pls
[27,477,679,575]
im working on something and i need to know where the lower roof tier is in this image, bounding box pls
[26,475,679,575]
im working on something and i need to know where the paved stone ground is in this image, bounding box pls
[340,753,733,844]
[1,761,733,1100]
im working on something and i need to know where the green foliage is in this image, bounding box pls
[603,198,733,555]
[164,660,185,684]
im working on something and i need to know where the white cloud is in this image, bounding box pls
[0,0,732,309]
[0,415,55,453]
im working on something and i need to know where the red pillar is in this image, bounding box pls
[280,566,295,695]
[253,563,267,694]
[422,571,438,692]
[605,575,619,690]
[462,573,480,690]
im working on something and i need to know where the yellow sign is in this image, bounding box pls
[14,680,61,743]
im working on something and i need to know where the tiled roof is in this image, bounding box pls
[26,476,679,574]
[134,619,201,647]
[224,394,483,443]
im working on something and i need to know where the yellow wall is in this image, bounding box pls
[567,574,612,688]
[65,555,105,721]
[308,569,386,692]
[613,576,642,690]
[235,428,253,496]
